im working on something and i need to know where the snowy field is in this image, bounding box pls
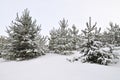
[0,51,120,80]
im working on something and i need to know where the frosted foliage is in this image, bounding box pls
[5,9,44,60]
[49,19,69,52]
[80,17,119,65]
[81,39,119,65]
[35,35,47,54]
[101,22,120,46]
[49,19,80,54]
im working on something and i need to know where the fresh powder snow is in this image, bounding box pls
[0,52,120,80]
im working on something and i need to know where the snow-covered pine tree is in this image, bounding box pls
[81,17,96,50]
[49,19,74,55]
[80,17,118,65]
[49,18,68,52]
[107,22,120,46]
[6,9,43,60]
[68,24,79,50]
[55,18,68,52]
[49,27,58,51]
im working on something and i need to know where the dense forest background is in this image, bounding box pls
[0,9,120,65]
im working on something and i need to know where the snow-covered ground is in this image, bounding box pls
[0,51,120,80]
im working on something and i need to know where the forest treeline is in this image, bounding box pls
[0,9,120,65]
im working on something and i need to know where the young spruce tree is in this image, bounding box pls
[80,17,118,65]
[107,22,120,46]
[6,9,42,60]
[49,18,71,54]
[56,18,68,52]
[68,24,79,50]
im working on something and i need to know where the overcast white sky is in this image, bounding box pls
[0,0,120,36]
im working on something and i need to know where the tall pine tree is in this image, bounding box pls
[49,18,70,53]
[6,9,41,60]
[56,18,68,51]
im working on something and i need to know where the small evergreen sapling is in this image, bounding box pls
[81,17,97,53]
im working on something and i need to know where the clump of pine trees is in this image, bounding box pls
[79,17,118,65]
[49,19,80,55]
[0,9,119,65]
[102,22,120,46]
